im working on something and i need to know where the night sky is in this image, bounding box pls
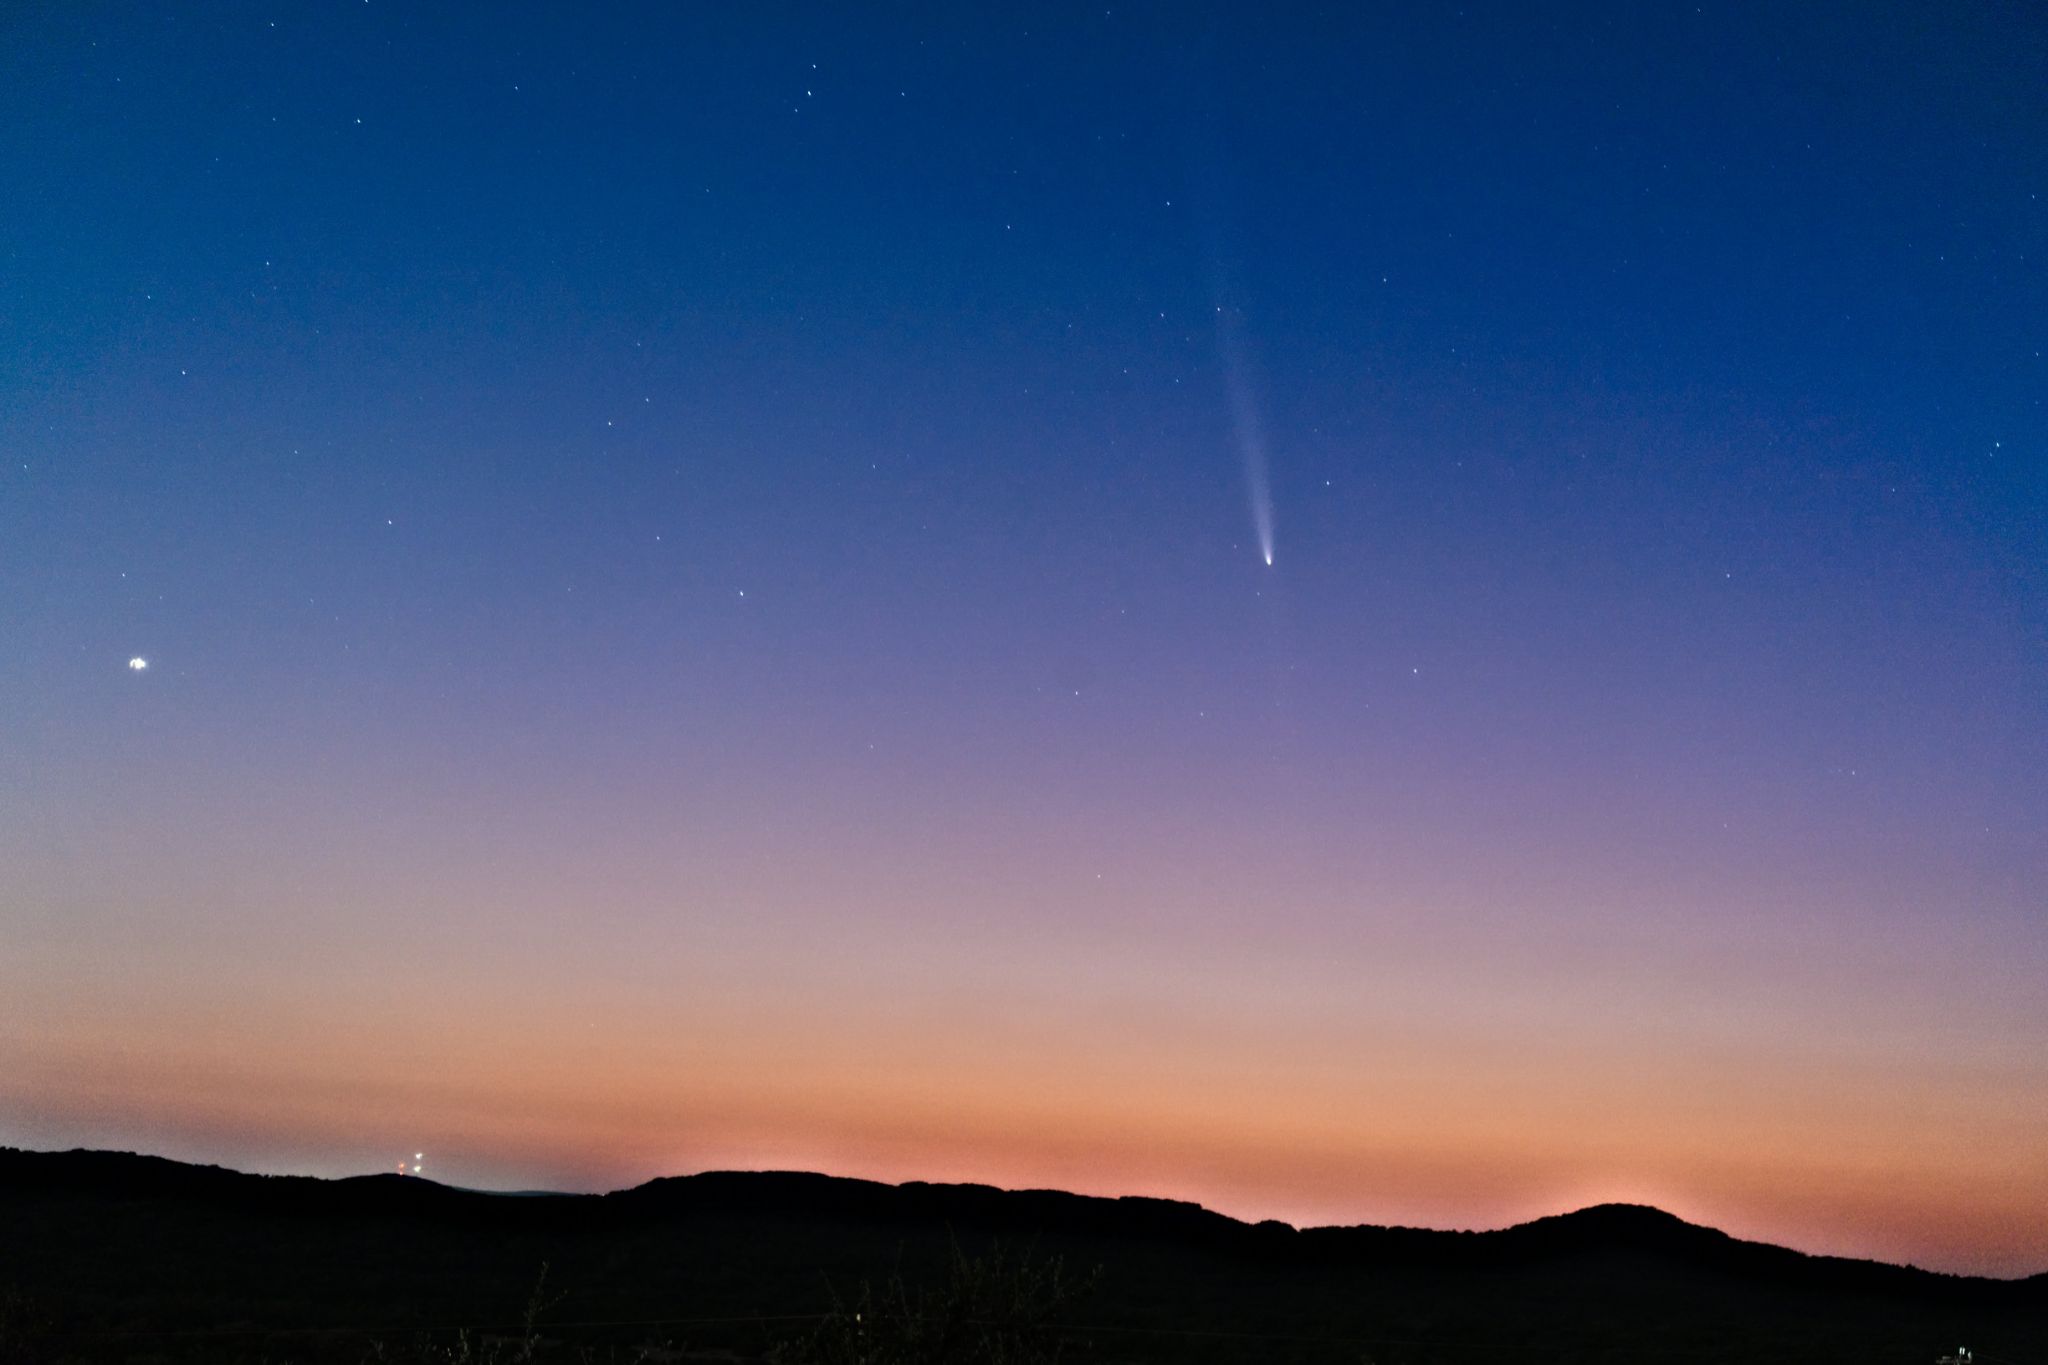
[4,3,2045,1276]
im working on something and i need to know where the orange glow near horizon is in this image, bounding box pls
[7,0,2048,1310]
[7,894,2046,1279]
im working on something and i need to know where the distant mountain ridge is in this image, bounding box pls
[5,1145,2040,1297]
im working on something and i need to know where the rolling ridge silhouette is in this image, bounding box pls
[3,1147,2042,1363]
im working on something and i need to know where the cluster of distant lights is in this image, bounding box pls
[397,1152,424,1176]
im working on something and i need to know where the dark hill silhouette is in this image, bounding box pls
[6,1146,2031,1294]
[1,1146,2042,1364]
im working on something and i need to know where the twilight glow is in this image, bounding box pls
[2,3,2043,1278]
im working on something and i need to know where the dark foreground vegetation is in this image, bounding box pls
[1,1148,2042,1364]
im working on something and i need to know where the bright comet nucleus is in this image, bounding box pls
[1212,304,1277,570]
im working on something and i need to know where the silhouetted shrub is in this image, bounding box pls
[360,1264,562,1365]
[0,1287,49,1365]
[775,1240,1096,1365]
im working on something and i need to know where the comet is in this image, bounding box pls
[1214,306,1275,567]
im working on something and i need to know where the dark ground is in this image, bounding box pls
[1,1148,2041,1364]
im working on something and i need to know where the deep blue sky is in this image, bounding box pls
[3,2,2045,1273]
